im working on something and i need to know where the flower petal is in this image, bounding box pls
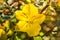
[16,21,28,32]
[27,23,41,37]
[32,14,46,24]
[15,10,27,21]
[22,4,38,17]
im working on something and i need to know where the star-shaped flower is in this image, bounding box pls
[15,4,45,37]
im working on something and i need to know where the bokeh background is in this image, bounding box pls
[0,0,60,40]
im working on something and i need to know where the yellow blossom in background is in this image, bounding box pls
[57,0,60,6]
[0,29,5,37]
[26,0,31,3]
[3,20,9,28]
[15,4,45,37]
[26,0,35,3]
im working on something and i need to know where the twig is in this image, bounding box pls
[42,22,56,37]
[40,0,51,13]
[10,1,25,8]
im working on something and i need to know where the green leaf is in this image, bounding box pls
[34,36,42,40]
[16,36,21,40]
[20,33,26,39]
[39,32,44,36]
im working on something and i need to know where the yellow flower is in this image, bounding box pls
[26,0,35,3]
[0,29,5,37]
[15,4,45,37]
[57,0,60,6]
[3,20,9,28]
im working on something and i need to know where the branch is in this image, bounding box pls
[40,0,51,13]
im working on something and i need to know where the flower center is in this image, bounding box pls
[26,20,33,24]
